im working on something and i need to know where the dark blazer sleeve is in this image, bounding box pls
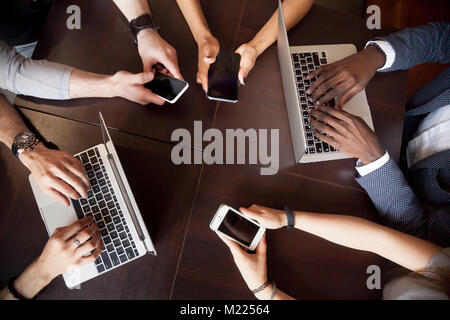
[372,22,450,72]
[355,158,450,247]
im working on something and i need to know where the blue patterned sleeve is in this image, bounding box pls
[355,158,450,247]
[372,22,450,72]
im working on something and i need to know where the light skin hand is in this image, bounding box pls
[137,29,183,80]
[1,217,103,299]
[19,142,90,207]
[306,45,386,108]
[240,205,287,229]
[234,44,258,85]
[309,105,386,164]
[196,34,220,92]
[218,233,268,295]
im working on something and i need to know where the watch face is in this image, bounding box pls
[15,132,36,148]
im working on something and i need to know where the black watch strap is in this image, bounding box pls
[283,206,295,230]
[129,13,160,44]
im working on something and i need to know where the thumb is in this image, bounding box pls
[240,207,261,223]
[238,68,246,86]
[203,56,216,64]
[256,233,267,257]
[133,71,155,85]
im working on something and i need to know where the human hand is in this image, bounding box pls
[20,143,90,206]
[137,29,183,79]
[240,205,286,230]
[306,45,386,108]
[108,70,164,106]
[309,105,386,164]
[36,216,103,279]
[234,43,258,85]
[218,233,268,295]
[196,34,220,92]
[9,217,103,299]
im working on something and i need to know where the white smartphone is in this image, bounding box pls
[210,204,265,251]
[144,72,189,104]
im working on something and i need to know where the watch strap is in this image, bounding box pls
[283,206,295,229]
[7,276,34,300]
[129,14,160,44]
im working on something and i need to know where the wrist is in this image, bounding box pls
[136,28,159,44]
[19,141,45,169]
[247,37,268,57]
[360,147,386,165]
[254,284,274,300]
[13,259,55,299]
[364,45,386,72]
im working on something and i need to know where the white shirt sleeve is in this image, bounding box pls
[365,40,396,71]
[355,151,390,176]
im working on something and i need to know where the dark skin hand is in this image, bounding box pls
[309,105,386,164]
[306,45,386,108]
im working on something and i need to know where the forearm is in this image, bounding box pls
[69,69,114,99]
[294,210,441,271]
[176,0,211,43]
[0,95,28,148]
[249,0,313,56]
[112,0,151,21]
[0,259,54,300]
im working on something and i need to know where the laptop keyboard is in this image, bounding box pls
[291,51,338,155]
[72,147,139,274]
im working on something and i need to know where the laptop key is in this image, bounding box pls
[91,157,98,164]
[116,246,124,255]
[101,251,113,269]
[93,164,101,172]
[122,239,130,248]
[92,205,99,213]
[110,209,118,217]
[95,171,103,179]
[110,231,118,239]
[309,147,316,154]
[89,198,96,206]
[98,200,106,209]
[316,143,323,153]
[96,264,105,273]
[119,232,127,240]
[93,185,100,194]
[119,254,128,263]
[116,224,124,232]
[97,220,105,229]
[104,216,112,224]
[313,52,320,66]
[125,247,135,260]
[106,244,114,253]
[107,201,114,209]
[100,228,108,237]
[83,205,90,214]
[113,216,121,224]
[80,153,89,164]
[87,171,95,179]
[292,53,299,62]
[110,252,120,266]
[95,257,102,265]
[113,238,121,247]
[323,143,330,152]
[107,223,115,232]
[102,186,109,194]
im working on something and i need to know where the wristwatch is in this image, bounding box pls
[129,13,160,44]
[11,131,39,158]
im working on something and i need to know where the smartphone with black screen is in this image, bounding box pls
[144,72,189,104]
[206,51,241,103]
[210,204,265,251]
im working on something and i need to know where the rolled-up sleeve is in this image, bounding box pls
[0,40,73,99]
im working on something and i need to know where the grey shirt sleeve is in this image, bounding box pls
[0,40,73,100]
[383,248,450,300]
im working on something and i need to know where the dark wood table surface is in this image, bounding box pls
[1,0,408,299]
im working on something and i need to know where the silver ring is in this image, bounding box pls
[73,238,81,247]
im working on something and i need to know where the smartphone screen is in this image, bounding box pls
[207,51,241,102]
[218,209,259,247]
[144,72,188,102]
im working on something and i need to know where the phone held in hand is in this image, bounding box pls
[210,204,265,251]
[144,72,189,104]
[207,51,241,103]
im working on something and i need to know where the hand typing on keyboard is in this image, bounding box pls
[0,217,102,299]
[20,142,91,206]
[309,105,386,165]
[306,45,386,108]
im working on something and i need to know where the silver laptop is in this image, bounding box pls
[277,0,374,163]
[29,113,156,288]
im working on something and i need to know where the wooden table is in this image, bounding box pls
[1,0,408,299]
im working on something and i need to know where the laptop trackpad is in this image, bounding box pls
[42,202,78,236]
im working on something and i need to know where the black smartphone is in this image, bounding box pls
[207,50,241,103]
[144,72,189,104]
